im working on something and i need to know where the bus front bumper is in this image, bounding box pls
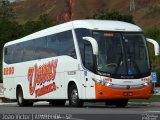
[95,83,153,99]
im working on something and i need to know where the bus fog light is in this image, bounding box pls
[99,90,103,95]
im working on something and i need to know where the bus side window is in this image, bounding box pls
[5,48,7,55]
[46,35,60,57]
[58,30,77,59]
[35,37,47,59]
[75,28,92,65]
[23,40,36,62]
[4,45,14,64]
[84,41,94,71]
[13,44,24,63]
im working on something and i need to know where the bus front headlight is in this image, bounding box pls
[92,78,112,86]
[144,82,149,86]
[106,83,112,87]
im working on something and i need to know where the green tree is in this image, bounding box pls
[22,14,54,37]
[145,27,160,43]
[93,10,134,24]
[37,14,54,29]
[0,0,15,22]
[0,0,17,83]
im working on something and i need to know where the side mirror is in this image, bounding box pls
[82,37,98,55]
[147,38,160,56]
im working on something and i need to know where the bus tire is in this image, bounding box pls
[116,99,128,108]
[16,87,33,107]
[68,84,83,107]
[50,100,66,106]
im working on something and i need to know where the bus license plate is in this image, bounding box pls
[123,92,133,96]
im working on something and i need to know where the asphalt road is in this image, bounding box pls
[0,102,160,120]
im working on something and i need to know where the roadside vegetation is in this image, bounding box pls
[130,95,160,103]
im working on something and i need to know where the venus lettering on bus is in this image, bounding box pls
[27,59,58,96]
[35,83,56,97]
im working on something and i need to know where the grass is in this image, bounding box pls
[149,5,160,13]
[129,95,160,103]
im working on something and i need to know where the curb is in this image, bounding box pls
[128,102,150,106]
[149,102,160,107]
[129,102,160,107]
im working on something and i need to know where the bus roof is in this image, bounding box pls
[4,20,142,47]
[73,20,142,32]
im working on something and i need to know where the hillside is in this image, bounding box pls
[11,0,160,29]
[10,0,160,29]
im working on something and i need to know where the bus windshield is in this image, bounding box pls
[93,31,150,77]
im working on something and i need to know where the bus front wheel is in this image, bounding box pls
[68,84,83,107]
[16,87,33,107]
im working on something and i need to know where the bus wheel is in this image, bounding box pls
[17,87,33,107]
[50,100,66,106]
[69,84,83,107]
[116,99,128,108]
[17,87,26,107]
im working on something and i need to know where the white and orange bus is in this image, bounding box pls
[3,20,160,107]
